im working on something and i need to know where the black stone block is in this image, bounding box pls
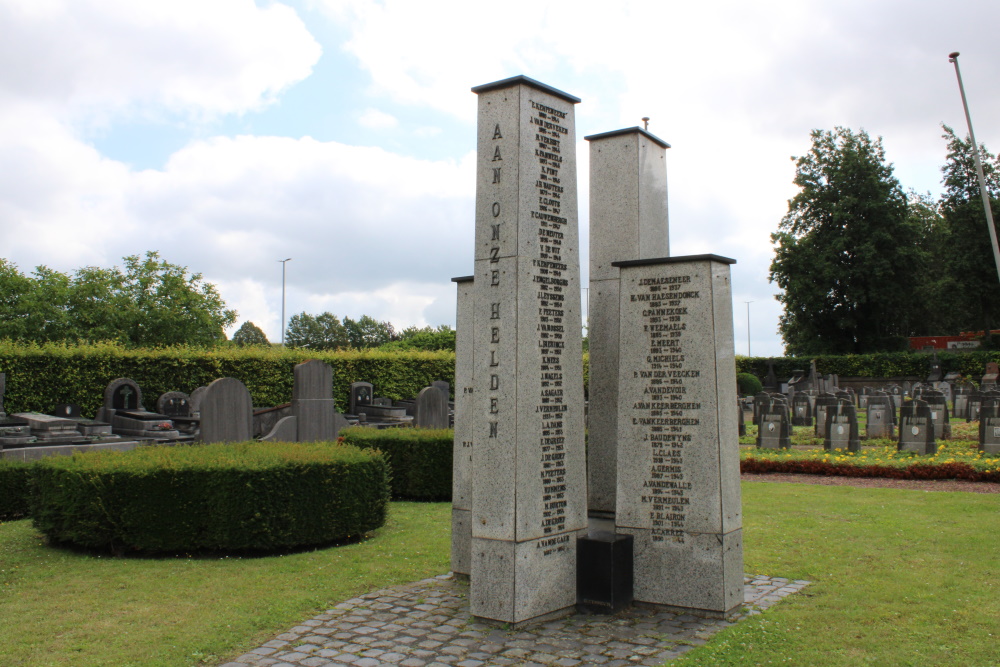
[577,533,633,614]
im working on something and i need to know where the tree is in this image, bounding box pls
[343,315,396,349]
[937,124,1000,340]
[285,312,349,350]
[232,321,269,347]
[0,252,236,347]
[380,325,456,351]
[769,127,924,355]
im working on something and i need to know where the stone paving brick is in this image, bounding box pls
[219,574,807,667]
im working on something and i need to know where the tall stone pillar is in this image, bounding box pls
[585,127,670,528]
[468,75,587,625]
[451,274,474,578]
[613,255,744,616]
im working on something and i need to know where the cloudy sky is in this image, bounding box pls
[2,0,998,355]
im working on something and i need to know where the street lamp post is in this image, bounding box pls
[279,258,292,346]
[948,52,1000,285]
[745,301,753,357]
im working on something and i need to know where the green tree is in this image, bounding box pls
[0,252,236,347]
[285,312,349,350]
[232,321,269,347]
[937,124,1000,341]
[343,315,396,349]
[380,325,455,351]
[769,127,924,355]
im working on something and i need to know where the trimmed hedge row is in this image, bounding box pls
[0,341,455,416]
[340,427,452,501]
[737,350,1000,381]
[30,441,390,553]
[741,457,1000,483]
[0,459,32,521]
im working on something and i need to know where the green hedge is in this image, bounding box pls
[0,459,32,521]
[0,341,455,415]
[736,351,1000,381]
[30,441,390,553]
[340,427,452,501]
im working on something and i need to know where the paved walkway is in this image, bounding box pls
[220,574,809,667]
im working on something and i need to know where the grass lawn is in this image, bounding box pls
[0,502,450,667]
[2,486,999,666]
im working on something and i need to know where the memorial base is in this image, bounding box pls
[576,533,633,614]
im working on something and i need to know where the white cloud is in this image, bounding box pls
[358,108,399,129]
[0,0,321,121]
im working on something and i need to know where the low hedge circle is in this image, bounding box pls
[30,441,390,554]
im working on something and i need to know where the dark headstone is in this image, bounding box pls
[189,386,208,415]
[978,398,1000,455]
[757,399,791,449]
[898,399,936,455]
[967,390,984,423]
[927,353,943,383]
[432,380,451,400]
[199,377,253,444]
[737,400,746,437]
[982,362,999,390]
[51,404,81,419]
[791,393,812,426]
[866,394,895,439]
[824,400,860,453]
[104,378,143,411]
[813,392,838,436]
[921,389,951,439]
[752,392,772,426]
[576,533,634,614]
[157,391,192,418]
[763,360,778,391]
[292,360,347,441]
[349,382,374,415]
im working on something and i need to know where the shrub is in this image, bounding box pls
[31,441,390,553]
[736,372,763,396]
[340,427,452,501]
[0,459,32,521]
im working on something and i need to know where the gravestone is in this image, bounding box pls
[791,393,812,426]
[921,389,951,439]
[112,410,180,439]
[977,398,1000,454]
[898,399,936,455]
[752,391,775,426]
[927,353,943,383]
[866,394,895,440]
[432,380,451,400]
[13,413,83,442]
[614,254,743,617]
[292,360,346,441]
[96,378,143,424]
[586,125,670,533]
[451,275,475,578]
[858,387,871,410]
[824,400,860,452]
[967,390,984,422]
[982,363,999,390]
[763,361,779,392]
[757,399,792,449]
[888,385,903,409]
[953,385,969,419]
[157,391,191,418]
[349,382,374,415]
[467,75,587,626]
[188,386,208,416]
[199,377,253,443]
[813,392,838,436]
[737,400,746,437]
[415,385,450,429]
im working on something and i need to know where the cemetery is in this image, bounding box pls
[1,74,999,667]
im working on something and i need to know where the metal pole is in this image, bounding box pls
[948,52,1000,285]
[745,301,753,356]
[279,258,292,346]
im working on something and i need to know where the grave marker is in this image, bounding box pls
[199,377,253,444]
[898,399,936,455]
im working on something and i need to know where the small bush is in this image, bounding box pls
[31,441,390,553]
[737,372,763,396]
[0,460,32,521]
[340,427,452,501]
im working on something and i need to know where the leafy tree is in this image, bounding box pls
[285,312,349,350]
[937,124,1000,340]
[343,315,396,349]
[232,321,269,347]
[769,127,924,355]
[380,325,455,351]
[0,252,235,347]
